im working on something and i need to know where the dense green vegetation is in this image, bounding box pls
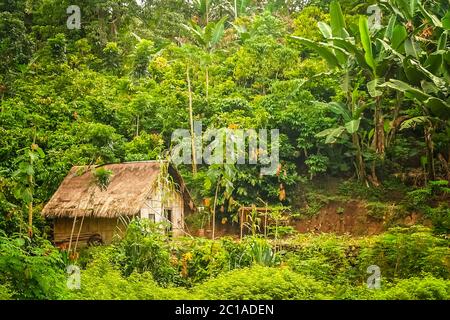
[0,0,449,300]
[1,222,449,300]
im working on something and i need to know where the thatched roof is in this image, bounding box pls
[42,161,194,218]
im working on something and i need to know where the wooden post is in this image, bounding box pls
[73,215,85,253]
[264,206,268,238]
[239,208,243,240]
[68,216,77,254]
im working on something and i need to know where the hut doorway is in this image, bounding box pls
[164,208,173,233]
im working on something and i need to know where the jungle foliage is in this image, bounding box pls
[0,0,449,300]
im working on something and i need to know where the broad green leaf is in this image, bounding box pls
[36,147,45,158]
[404,37,419,58]
[345,119,360,134]
[424,51,444,75]
[417,2,442,27]
[400,116,428,130]
[291,36,341,69]
[406,58,447,89]
[22,188,33,203]
[316,126,346,144]
[379,1,405,20]
[391,25,407,51]
[443,11,450,30]
[384,15,397,40]
[367,79,382,97]
[403,58,424,85]
[328,102,351,122]
[381,79,430,101]
[377,39,405,60]
[395,0,417,20]
[354,102,370,119]
[315,127,335,138]
[359,16,376,74]
[421,80,439,95]
[330,37,369,70]
[330,0,348,38]
[328,127,346,144]
[318,22,332,39]
[438,31,448,51]
[425,97,450,119]
[211,16,228,47]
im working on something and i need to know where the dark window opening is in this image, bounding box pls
[164,209,172,233]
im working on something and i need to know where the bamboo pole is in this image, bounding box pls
[186,66,197,174]
[239,208,243,240]
[68,216,77,254]
[73,215,85,252]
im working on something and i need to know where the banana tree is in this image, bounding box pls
[379,0,450,180]
[183,15,228,101]
[12,139,45,237]
[204,162,236,240]
[315,95,369,181]
[194,0,213,25]
[292,0,404,183]
[292,0,448,184]
[230,0,252,20]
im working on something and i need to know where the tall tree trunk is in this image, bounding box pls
[387,92,402,148]
[437,153,450,182]
[186,67,197,174]
[371,97,384,185]
[27,201,33,237]
[136,115,139,137]
[424,125,436,181]
[352,133,366,181]
[374,97,385,155]
[205,67,209,101]
[212,177,220,240]
[28,135,36,238]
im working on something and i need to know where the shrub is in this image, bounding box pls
[0,283,13,300]
[194,265,333,300]
[112,219,180,286]
[173,237,232,285]
[374,276,450,300]
[357,226,450,281]
[0,232,67,299]
[284,233,355,282]
[69,249,191,300]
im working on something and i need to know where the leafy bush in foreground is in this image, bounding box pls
[193,266,333,300]
[0,232,67,299]
[0,284,13,300]
[374,276,450,300]
[112,219,180,286]
[357,226,450,281]
[68,249,190,300]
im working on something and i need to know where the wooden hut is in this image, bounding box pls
[42,161,195,246]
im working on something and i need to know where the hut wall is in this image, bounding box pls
[140,188,184,237]
[54,217,125,246]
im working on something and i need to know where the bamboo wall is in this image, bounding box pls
[54,217,126,246]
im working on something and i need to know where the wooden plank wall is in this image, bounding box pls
[54,217,127,245]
